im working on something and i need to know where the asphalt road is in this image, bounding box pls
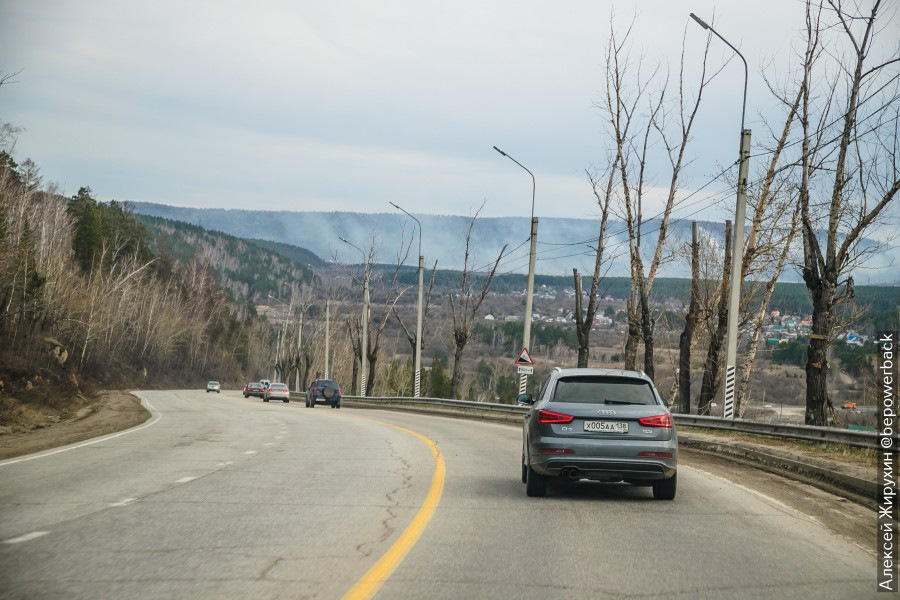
[0,390,879,599]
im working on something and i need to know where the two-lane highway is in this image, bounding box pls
[0,390,879,599]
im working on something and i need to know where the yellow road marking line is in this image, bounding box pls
[342,418,446,600]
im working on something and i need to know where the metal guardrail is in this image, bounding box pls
[342,395,891,450]
[672,414,888,450]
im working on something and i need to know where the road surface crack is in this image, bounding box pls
[354,439,412,558]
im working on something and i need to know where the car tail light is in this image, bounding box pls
[638,414,672,428]
[538,410,574,424]
[638,451,673,458]
[539,448,575,454]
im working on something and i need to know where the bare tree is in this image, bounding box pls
[726,83,806,414]
[336,233,413,396]
[448,206,507,399]
[599,15,717,380]
[573,162,616,367]
[793,0,899,424]
[365,243,412,396]
[698,221,733,415]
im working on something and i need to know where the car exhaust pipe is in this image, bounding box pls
[560,467,581,480]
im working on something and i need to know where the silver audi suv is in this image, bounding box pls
[519,367,678,499]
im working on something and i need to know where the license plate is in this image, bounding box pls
[584,420,628,434]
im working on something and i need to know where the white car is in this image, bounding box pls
[206,381,221,393]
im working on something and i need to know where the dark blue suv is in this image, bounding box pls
[306,379,342,409]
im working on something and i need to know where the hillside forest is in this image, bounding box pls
[0,146,276,428]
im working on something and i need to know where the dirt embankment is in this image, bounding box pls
[0,391,150,460]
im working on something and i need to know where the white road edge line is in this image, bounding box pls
[0,396,161,467]
[176,476,197,483]
[3,531,50,544]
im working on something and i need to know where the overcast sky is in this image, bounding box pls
[1,1,896,226]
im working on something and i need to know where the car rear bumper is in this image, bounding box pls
[534,457,676,481]
[528,436,677,481]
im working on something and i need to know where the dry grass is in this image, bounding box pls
[680,425,876,468]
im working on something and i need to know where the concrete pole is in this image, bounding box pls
[493,146,536,396]
[324,299,330,379]
[415,254,424,397]
[389,202,424,398]
[520,217,538,394]
[689,13,750,420]
[339,237,370,396]
[361,263,370,397]
[723,130,752,419]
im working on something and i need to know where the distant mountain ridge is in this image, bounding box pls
[129,202,899,285]
[136,214,316,302]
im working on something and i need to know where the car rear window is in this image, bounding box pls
[551,376,659,405]
[271,384,288,390]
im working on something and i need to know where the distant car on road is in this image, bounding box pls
[206,381,220,393]
[264,382,291,403]
[306,379,341,409]
[259,379,271,391]
[243,382,265,398]
[518,367,677,500]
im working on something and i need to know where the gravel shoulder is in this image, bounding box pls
[0,391,150,460]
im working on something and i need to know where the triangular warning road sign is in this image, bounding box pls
[514,347,534,365]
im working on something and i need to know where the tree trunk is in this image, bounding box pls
[698,221,732,416]
[677,222,700,414]
[347,318,360,396]
[804,278,835,425]
[624,289,640,370]
[640,280,654,381]
[366,343,378,397]
[450,341,466,399]
[573,270,590,368]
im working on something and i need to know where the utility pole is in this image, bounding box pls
[494,145,537,395]
[340,237,370,396]
[390,202,424,397]
[690,13,751,419]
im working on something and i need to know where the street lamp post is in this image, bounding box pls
[390,202,424,398]
[494,145,537,395]
[339,237,370,397]
[690,12,751,419]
